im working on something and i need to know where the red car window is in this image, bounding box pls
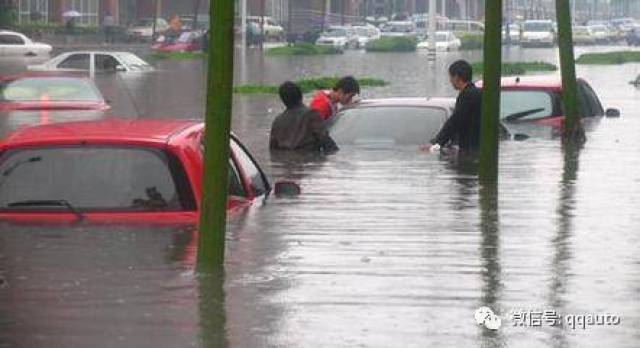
[230,138,269,197]
[500,90,554,121]
[197,136,249,198]
[0,146,195,212]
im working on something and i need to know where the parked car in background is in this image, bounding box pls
[0,74,109,133]
[417,31,461,51]
[152,31,203,52]
[247,16,284,40]
[439,20,485,36]
[0,30,52,57]
[181,14,210,31]
[502,24,521,44]
[126,18,169,42]
[353,25,381,48]
[610,18,636,33]
[366,16,389,28]
[380,21,417,38]
[521,20,556,47]
[588,24,616,44]
[413,14,447,40]
[316,26,358,49]
[0,119,297,224]
[573,26,597,45]
[627,25,640,46]
[329,98,454,147]
[477,76,619,137]
[29,51,153,73]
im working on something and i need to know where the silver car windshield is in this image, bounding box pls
[331,106,448,145]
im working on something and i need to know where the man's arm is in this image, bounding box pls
[431,89,474,146]
[309,110,339,153]
[269,120,279,149]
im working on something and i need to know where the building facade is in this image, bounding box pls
[14,0,208,26]
[11,0,635,28]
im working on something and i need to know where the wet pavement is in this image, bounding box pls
[1,45,640,347]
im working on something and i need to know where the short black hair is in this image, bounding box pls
[279,81,303,108]
[448,60,473,82]
[333,76,360,95]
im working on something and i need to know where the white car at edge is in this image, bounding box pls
[0,30,52,57]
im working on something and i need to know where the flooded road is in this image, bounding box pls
[1,45,640,347]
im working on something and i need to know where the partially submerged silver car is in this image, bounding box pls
[29,51,153,73]
[330,97,455,146]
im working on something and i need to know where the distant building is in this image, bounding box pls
[13,0,210,27]
[364,0,483,20]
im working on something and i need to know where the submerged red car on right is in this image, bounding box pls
[477,76,620,135]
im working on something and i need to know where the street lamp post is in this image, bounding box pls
[198,0,236,269]
[479,0,503,183]
[555,0,583,144]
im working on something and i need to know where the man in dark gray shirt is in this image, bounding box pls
[270,82,338,152]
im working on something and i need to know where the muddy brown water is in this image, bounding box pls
[1,45,640,347]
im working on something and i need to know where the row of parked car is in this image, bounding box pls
[313,24,463,51]
[0,64,620,224]
[312,17,639,50]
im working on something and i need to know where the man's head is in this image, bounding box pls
[448,60,473,91]
[169,15,182,31]
[332,76,360,105]
[279,81,303,109]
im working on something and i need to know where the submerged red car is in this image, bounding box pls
[0,74,109,112]
[477,76,619,132]
[0,119,294,225]
[0,74,110,135]
[151,31,203,52]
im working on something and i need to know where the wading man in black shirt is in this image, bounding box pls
[425,60,482,153]
[270,81,338,153]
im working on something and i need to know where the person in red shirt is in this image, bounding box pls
[309,76,360,121]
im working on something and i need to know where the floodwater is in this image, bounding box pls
[1,45,640,347]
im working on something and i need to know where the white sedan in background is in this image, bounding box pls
[417,31,462,51]
[315,26,358,49]
[0,30,52,57]
[353,25,381,48]
[126,18,169,42]
[29,51,153,73]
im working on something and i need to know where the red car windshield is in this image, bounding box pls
[0,146,195,212]
[501,90,556,121]
[0,77,103,103]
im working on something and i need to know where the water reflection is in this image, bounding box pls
[478,180,504,346]
[0,225,203,347]
[197,268,228,348]
[547,143,581,347]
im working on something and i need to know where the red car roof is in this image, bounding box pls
[476,75,565,91]
[0,119,202,148]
